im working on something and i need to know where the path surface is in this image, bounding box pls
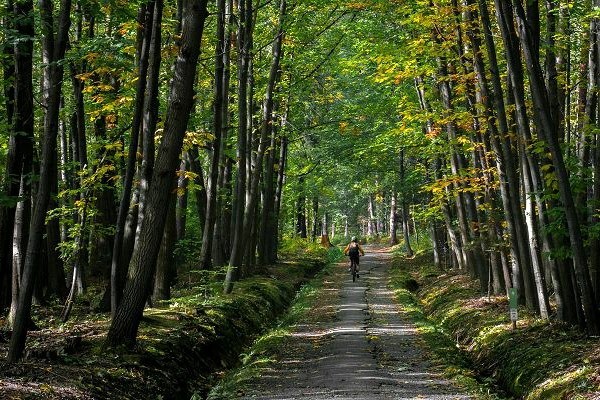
[240,248,472,399]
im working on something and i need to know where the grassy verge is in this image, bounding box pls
[204,247,343,399]
[389,252,600,400]
[0,242,338,399]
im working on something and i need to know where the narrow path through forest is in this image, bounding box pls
[238,248,471,399]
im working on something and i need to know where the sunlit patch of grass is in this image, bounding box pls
[389,252,600,399]
[204,260,339,400]
[528,366,594,400]
[388,261,505,400]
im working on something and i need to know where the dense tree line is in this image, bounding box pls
[277,0,600,336]
[3,0,600,363]
[0,0,299,360]
[307,0,600,334]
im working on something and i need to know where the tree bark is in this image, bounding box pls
[223,0,254,292]
[153,189,177,301]
[110,2,154,318]
[187,146,208,234]
[270,134,288,262]
[199,0,226,269]
[399,150,413,257]
[389,191,398,246]
[106,0,209,347]
[8,0,71,362]
[134,0,162,248]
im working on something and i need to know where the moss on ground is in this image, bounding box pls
[204,251,343,400]
[0,248,332,400]
[389,252,600,400]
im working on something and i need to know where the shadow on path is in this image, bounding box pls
[240,249,471,400]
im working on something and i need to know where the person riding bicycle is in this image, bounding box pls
[344,236,365,277]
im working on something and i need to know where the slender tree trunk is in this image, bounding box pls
[153,189,177,301]
[215,0,234,263]
[312,197,319,241]
[270,134,287,262]
[399,150,413,256]
[135,0,162,248]
[188,146,208,234]
[106,0,209,347]
[8,0,71,362]
[8,176,30,326]
[110,3,154,318]
[367,195,377,237]
[389,191,398,245]
[46,142,67,300]
[258,124,278,265]
[513,0,600,334]
[199,0,226,269]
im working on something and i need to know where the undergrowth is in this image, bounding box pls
[390,252,600,400]
[0,241,335,399]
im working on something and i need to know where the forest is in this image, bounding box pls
[2,0,600,397]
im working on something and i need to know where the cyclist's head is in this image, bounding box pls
[351,236,357,242]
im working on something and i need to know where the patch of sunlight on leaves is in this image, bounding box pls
[527,367,593,400]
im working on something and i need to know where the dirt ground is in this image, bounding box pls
[238,248,472,400]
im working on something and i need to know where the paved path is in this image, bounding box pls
[240,249,471,400]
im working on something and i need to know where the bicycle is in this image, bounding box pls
[349,255,359,282]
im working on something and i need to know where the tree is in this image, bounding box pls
[106,0,209,347]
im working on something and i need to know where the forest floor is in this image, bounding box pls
[0,254,329,399]
[213,247,475,399]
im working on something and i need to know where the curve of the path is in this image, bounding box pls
[240,248,471,400]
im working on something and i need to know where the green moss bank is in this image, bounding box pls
[390,254,600,400]
[0,256,328,399]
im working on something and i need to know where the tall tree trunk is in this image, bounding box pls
[223,0,256,292]
[367,195,377,237]
[214,0,234,264]
[399,150,413,257]
[110,3,154,318]
[389,191,398,245]
[270,134,288,262]
[187,146,208,234]
[153,189,177,301]
[199,0,225,269]
[8,0,71,362]
[46,142,67,300]
[258,124,278,265]
[106,0,209,347]
[135,0,162,248]
[312,197,319,241]
[8,175,31,326]
[512,0,600,334]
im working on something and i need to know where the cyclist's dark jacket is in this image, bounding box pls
[344,242,365,261]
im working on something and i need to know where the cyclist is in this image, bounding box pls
[344,236,365,278]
